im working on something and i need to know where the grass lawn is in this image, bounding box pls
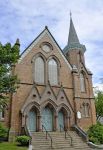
[0,142,28,150]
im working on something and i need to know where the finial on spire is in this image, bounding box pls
[70,11,72,19]
[45,26,48,29]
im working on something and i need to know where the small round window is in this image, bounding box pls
[41,43,52,53]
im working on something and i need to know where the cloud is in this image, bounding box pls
[0,0,103,85]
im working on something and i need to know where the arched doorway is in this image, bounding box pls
[58,110,64,131]
[27,108,37,132]
[58,107,68,131]
[42,104,54,131]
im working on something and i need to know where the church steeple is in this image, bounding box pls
[68,15,80,45]
[63,15,86,54]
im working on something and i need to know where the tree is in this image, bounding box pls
[87,122,103,144]
[95,90,103,120]
[0,39,20,109]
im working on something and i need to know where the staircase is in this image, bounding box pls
[31,131,94,150]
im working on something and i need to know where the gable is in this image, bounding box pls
[18,27,72,71]
[21,85,40,114]
[40,83,57,101]
[21,84,74,114]
[57,87,74,112]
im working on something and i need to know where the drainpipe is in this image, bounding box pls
[72,65,78,125]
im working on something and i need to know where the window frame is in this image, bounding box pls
[81,103,90,118]
[47,57,60,86]
[32,54,60,86]
[32,54,46,85]
[80,72,86,92]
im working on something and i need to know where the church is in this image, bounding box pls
[0,16,96,141]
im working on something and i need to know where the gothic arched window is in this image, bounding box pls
[85,103,90,117]
[48,59,58,85]
[81,103,89,118]
[35,56,45,84]
[80,72,85,92]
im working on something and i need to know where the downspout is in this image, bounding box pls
[72,65,78,125]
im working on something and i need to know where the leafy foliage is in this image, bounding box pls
[95,91,103,120]
[0,42,19,108]
[16,136,30,146]
[87,122,103,144]
[0,123,8,138]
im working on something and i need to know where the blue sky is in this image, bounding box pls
[0,0,103,86]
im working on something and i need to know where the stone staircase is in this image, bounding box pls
[31,131,94,150]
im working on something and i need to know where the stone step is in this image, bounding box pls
[31,131,94,150]
[32,148,93,150]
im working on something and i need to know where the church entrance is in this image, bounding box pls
[42,107,53,131]
[58,110,64,131]
[28,109,37,132]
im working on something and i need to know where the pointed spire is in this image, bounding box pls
[63,14,86,54]
[68,14,80,45]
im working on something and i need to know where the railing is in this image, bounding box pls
[59,124,73,146]
[72,124,88,142]
[42,124,53,148]
[24,125,32,145]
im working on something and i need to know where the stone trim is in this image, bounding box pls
[18,82,73,89]
[88,142,103,149]
[74,97,94,99]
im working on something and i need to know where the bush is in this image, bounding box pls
[0,123,8,138]
[16,135,30,146]
[87,123,103,144]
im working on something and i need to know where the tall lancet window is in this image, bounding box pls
[81,103,90,118]
[35,56,44,84]
[80,72,85,92]
[48,59,58,85]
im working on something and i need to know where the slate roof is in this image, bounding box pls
[63,17,86,54]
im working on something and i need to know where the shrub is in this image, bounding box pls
[16,135,30,146]
[0,123,8,138]
[87,123,103,144]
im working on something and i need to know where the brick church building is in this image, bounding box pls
[0,17,96,141]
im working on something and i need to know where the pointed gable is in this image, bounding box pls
[18,26,72,70]
[21,85,41,113]
[41,83,57,102]
[57,86,74,112]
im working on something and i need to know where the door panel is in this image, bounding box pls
[58,111,64,131]
[42,108,53,131]
[28,110,36,131]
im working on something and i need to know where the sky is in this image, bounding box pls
[0,0,103,86]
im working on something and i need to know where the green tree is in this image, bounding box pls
[87,122,103,144]
[95,90,103,120]
[0,39,20,109]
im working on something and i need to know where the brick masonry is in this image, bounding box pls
[0,28,96,141]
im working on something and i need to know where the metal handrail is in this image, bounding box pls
[42,124,53,148]
[24,125,32,145]
[60,124,73,146]
[72,124,88,142]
